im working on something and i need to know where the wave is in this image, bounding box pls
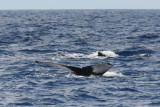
[51,51,119,60]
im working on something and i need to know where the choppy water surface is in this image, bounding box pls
[0,10,160,106]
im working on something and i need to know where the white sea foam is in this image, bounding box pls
[88,51,119,58]
[103,71,123,77]
[52,50,119,60]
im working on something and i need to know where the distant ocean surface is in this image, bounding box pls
[0,10,160,106]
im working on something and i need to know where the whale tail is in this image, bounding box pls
[35,61,77,72]
[35,61,113,76]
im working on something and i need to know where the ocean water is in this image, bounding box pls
[0,10,160,106]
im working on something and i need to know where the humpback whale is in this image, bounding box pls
[35,61,113,76]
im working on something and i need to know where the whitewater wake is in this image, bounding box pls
[103,72,123,77]
[52,51,119,60]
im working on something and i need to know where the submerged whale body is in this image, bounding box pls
[35,61,113,76]
[98,52,106,57]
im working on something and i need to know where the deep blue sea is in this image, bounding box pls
[0,10,160,106]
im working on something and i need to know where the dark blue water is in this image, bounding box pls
[0,10,160,106]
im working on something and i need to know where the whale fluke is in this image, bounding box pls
[35,61,113,76]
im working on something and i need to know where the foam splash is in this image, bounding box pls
[52,50,119,60]
[103,72,123,77]
[89,51,119,58]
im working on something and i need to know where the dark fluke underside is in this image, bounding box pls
[35,61,113,76]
